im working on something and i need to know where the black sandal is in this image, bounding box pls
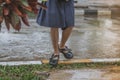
[49,54,59,67]
[59,46,73,59]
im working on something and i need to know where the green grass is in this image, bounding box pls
[0,62,120,80]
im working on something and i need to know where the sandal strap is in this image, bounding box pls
[51,54,59,60]
[59,46,72,53]
[49,54,59,67]
[65,46,72,51]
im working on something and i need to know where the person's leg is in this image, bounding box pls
[50,27,59,55]
[49,27,59,67]
[59,27,73,49]
[59,27,74,59]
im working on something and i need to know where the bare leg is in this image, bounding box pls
[60,27,73,49]
[50,28,59,55]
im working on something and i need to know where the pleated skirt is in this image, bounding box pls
[36,0,75,29]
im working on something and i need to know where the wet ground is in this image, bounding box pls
[69,16,120,59]
[48,66,120,80]
[0,15,120,61]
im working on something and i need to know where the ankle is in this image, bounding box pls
[59,45,65,49]
[54,52,59,55]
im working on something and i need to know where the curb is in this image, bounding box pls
[75,9,111,16]
[0,61,42,66]
[0,58,120,66]
[41,58,120,64]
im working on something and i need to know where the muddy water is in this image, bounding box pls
[0,15,120,61]
[48,67,120,80]
[48,69,109,80]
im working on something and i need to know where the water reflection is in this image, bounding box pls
[68,16,120,59]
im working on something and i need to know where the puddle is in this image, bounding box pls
[68,16,120,59]
[48,69,110,80]
[48,67,120,80]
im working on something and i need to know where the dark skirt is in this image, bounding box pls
[36,0,75,29]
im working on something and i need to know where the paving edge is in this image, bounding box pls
[41,58,120,64]
[0,58,120,66]
[75,9,111,16]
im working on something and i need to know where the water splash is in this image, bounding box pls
[104,19,113,28]
[0,32,11,43]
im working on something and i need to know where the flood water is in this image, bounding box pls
[48,67,120,80]
[69,15,120,59]
[0,15,120,61]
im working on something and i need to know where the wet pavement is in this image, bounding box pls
[48,66,120,80]
[0,15,120,61]
[69,16,120,59]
